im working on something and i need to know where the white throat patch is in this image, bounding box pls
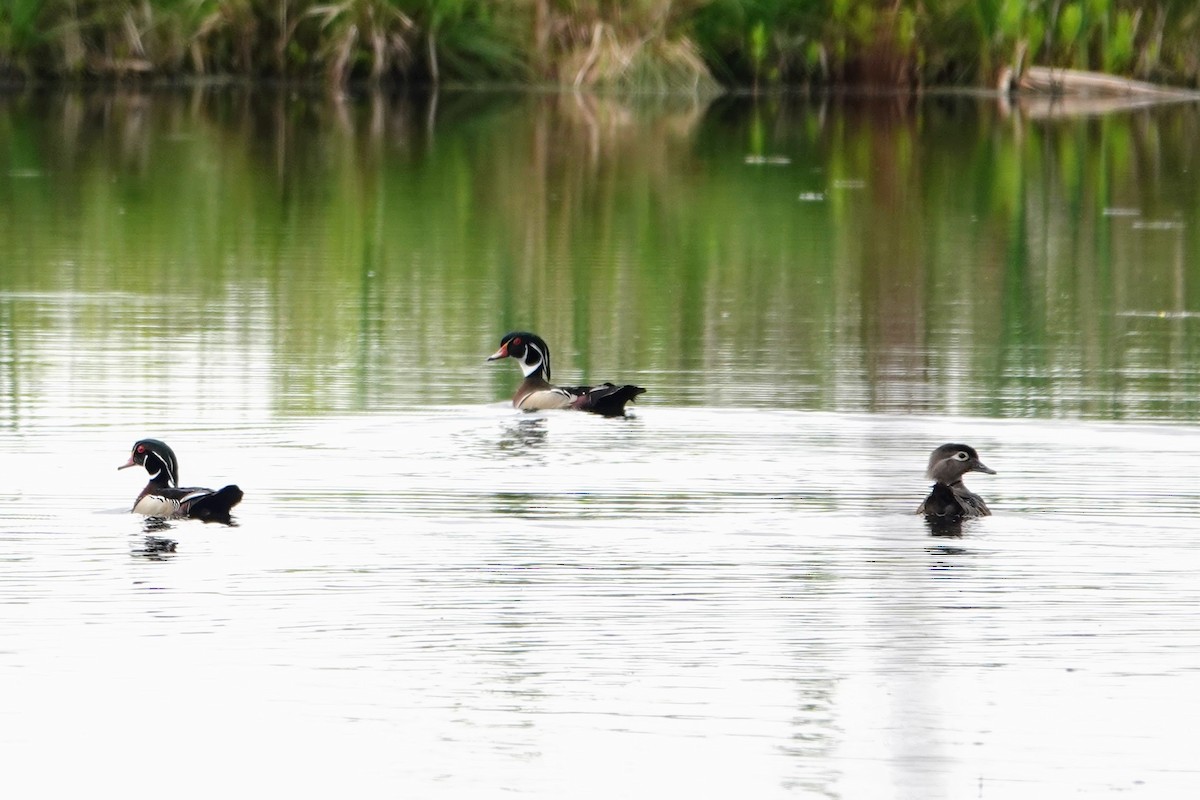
[147,453,178,487]
[518,342,549,379]
[520,356,542,378]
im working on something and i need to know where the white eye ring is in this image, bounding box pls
[954,451,969,461]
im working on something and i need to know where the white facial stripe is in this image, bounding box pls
[520,343,545,378]
[147,452,177,487]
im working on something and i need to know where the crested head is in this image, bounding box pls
[119,438,180,487]
[925,443,995,485]
[487,331,552,381]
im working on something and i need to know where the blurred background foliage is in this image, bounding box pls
[0,1,1198,90]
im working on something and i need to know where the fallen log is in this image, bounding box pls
[999,65,1199,98]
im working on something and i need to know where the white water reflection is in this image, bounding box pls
[2,407,1198,798]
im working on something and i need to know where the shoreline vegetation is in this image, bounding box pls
[1,1,1198,93]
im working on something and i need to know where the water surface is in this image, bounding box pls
[1,89,1199,798]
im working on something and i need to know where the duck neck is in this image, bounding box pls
[520,354,550,383]
[144,453,178,488]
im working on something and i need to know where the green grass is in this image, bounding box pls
[0,0,1197,88]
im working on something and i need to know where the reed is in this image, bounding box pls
[0,0,1197,88]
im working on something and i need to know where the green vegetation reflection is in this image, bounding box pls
[0,89,1197,420]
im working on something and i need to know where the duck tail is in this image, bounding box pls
[188,484,244,524]
[572,384,646,417]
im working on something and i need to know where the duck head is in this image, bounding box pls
[925,443,995,485]
[487,331,551,381]
[119,438,180,488]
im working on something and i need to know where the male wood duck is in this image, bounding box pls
[917,443,996,521]
[119,438,244,524]
[486,331,645,417]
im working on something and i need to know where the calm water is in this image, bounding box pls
[1,89,1199,798]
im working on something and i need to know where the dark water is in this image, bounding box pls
[1,89,1199,798]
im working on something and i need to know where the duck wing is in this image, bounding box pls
[516,387,578,411]
[918,483,990,519]
[563,383,646,417]
[514,381,646,416]
[182,484,244,523]
[133,484,243,523]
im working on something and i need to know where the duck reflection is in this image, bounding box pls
[924,517,964,538]
[928,544,973,561]
[496,416,548,457]
[926,523,976,569]
[141,517,174,535]
[133,518,178,559]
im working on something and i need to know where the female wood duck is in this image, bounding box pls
[486,331,645,417]
[119,438,244,524]
[917,443,995,521]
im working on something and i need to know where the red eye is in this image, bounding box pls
[136,445,145,454]
[513,337,522,345]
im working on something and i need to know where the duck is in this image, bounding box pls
[486,331,645,417]
[917,443,995,521]
[119,438,244,524]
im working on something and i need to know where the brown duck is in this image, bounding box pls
[487,331,645,417]
[917,443,996,521]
